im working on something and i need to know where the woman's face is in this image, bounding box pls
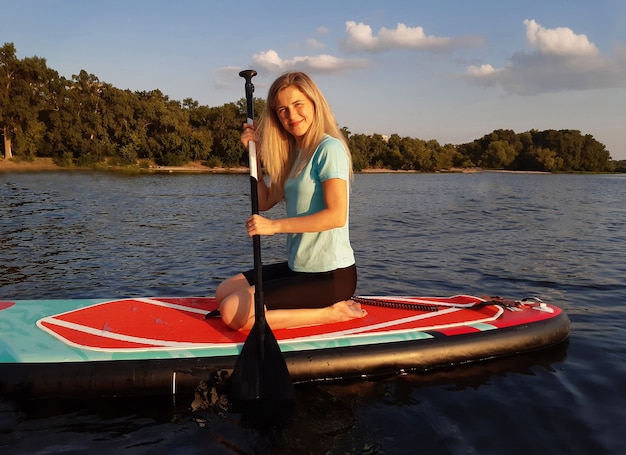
[275,85,314,144]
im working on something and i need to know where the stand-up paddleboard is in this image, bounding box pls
[0,295,569,399]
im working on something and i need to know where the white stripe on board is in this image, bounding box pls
[37,317,231,349]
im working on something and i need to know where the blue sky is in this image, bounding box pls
[3,0,625,159]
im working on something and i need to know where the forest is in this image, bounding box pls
[1,42,622,173]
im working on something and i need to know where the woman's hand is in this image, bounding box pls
[241,121,259,149]
[246,214,277,237]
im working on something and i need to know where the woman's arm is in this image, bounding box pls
[256,173,283,212]
[246,178,347,236]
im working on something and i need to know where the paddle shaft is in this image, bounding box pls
[239,69,266,359]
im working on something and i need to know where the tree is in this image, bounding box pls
[0,43,18,158]
[479,140,516,168]
[532,147,563,171]
[0,43,62,160]
[207,102,246,166]
[99,88,140,164]
[347,133,373,171]
[185,103,213,162]
[368,134,391,169]
[435,143,459,170]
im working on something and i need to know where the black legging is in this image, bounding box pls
[242,262,357,310]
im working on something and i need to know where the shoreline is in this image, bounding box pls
[0,157,550,174]
[0,158,251,174]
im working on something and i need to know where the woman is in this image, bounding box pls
[216,71,367,331]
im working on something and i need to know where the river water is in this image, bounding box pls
[1,171,625,454]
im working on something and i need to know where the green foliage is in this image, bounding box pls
[456,128,616,172]
[0,42,621,173]
[54,151,74,167]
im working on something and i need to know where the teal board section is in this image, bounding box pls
[1,298,239,362]
[1,299,101,363]
[0,298,440,364]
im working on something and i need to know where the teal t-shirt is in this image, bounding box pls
[284,135,355,273]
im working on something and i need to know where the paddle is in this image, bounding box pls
[229,69,294,419]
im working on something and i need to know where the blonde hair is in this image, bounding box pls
[258,72,352,192]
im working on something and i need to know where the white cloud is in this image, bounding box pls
[467,64,502,77]
[306,38,326,51]
[341,21,483,52]
[466,19,626,95]
[524,19,599,57]
[252,49,367,74]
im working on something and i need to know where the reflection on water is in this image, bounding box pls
[1,171,625,454]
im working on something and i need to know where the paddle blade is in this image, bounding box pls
[229,322,295,411]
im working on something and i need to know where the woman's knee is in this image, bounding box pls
[215,273,249,303]
[219,287,255,330]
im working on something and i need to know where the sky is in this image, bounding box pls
[3,0,625,159]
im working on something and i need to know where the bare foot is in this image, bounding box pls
[328,299,368,323]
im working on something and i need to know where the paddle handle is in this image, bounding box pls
[240,69,260,198]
